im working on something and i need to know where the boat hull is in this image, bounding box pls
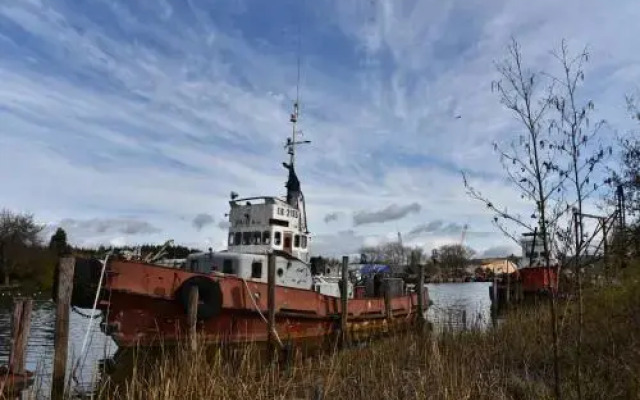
[91,259,426,348]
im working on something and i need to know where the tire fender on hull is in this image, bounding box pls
[176,276,223,321]
[52,257,104,309]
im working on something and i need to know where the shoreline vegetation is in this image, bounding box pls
[76,262,638,400]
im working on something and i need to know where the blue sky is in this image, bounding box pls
[1,0,638,256]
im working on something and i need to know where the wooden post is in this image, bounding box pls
[340,256,349,347]
[492,272,498,307]
[9,298,33,374]
[506,268,511,305]
[52,256,74,400]
[383,280,392,320]
[415,253,425,329]
[267,253,277,359]
[187,286,199,352]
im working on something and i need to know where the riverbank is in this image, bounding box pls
[94,265,639,400]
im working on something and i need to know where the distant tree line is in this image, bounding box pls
[0,212,202,291]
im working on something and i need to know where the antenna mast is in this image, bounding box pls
[285,17,309,168]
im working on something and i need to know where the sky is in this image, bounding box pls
[0,0,638,257]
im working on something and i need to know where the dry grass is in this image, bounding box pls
[94,266,640,400]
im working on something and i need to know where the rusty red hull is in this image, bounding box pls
[97,259,426,348]
[519,266,559,293]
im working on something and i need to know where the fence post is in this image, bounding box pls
[9,298,32,374]
[340,256,349,347]
[187,286,199,352]
[52,256,74,400]
[267,253,277,360]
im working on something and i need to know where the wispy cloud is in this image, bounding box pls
[481,245,520,258]
[192,213,214,231]
[353,203,421,226]
[409,220,462,236]
[324,212,342,223]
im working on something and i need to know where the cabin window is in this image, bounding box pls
[190,259,198,272]
[262,231,270,245]
[223,259,234,274]
[251,262,262,278]
[301,235,307,249]
[242,232,251,245]
[294,234,300,248]
[234,232,241,246]
[253,231,261,245]
[274,231,282,246]
[228,233,234,246]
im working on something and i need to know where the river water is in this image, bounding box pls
[0,282,492,397]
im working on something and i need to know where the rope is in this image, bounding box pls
[71,250,112,388]
[71,306,101,319]
[241,278,283,348]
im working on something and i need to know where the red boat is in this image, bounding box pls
[68,101,428,349]
[490,231,559,304]
[518,230,559,293]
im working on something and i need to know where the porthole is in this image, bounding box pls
[277,268,284,277]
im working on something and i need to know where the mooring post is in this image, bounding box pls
[383,279,392,322]
[267,252,277,360]
[415,254,425,330]
[340,256,349,347]
[9,298,33,374]
[52,256,74,400]
[187,286,199,352]
[492,272,498,307]
[506,269,511,305]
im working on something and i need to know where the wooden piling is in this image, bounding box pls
[506,269,511,305]
[383,280,392,321]
[267,253,277,359]
[415,254,425,329]
[492,273,498,306]
[9,298,32,374]
[51,256,74,400]
[340,256,349,346]
[187,286,199,352]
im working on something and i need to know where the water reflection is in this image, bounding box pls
[427,282,494,332]
[0,298,116,398]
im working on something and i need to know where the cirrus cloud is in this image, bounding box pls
[353,203,421,226]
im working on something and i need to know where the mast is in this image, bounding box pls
[285,57,309,168]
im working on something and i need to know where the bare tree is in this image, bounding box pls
[462,39,565,399]
[432,244,475,278]
[546,41,612,400]
[359,242,411,265]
